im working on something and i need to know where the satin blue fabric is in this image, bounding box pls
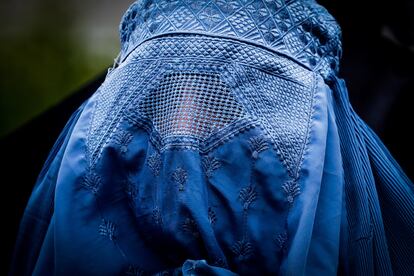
[10,1,413,275]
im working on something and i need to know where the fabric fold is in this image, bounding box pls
[9,1,413,275]
[330,76,413,275]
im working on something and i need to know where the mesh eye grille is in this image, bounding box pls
[138,71,245,140]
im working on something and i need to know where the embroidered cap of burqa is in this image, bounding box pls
[10,0,414,275]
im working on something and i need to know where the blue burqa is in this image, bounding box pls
[10,0,414,275]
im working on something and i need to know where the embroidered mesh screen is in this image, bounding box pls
[137,71,246,140]
[87,36,315,176]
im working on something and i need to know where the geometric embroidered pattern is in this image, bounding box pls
[137,71,246,142]
[87,60,158,164]
[87,35,315,176]
[119,0,342,78]
[232,64,314,177]
[130,35,310,84]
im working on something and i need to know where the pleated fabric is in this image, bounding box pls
[9,1,413,275]
[331,77,414,276]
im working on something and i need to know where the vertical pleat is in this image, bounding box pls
[357,114,414,275]
[330,76,395,275]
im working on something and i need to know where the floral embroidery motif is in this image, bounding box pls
[248,136,269,159]
[282,180,300,206]
[208,207,217,225]
[232,140,261,261]
[124,176,138,210]
[124,265,147,276]
[82,171,101,194]
[202,156,221,178]
[275,232,288,252]
[212,258,227,268]
[155,267,184,276]
[239,185,257,210]
[124,175,138,199]
[99,219,117,241]
[148,152,162,176]
[153,270,172,276]
[172,167,188,191]
[182,217,200,238]
[231,239,254,261]
[112,131,133,155]
[152,207,163,226]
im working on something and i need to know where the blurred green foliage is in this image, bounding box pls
[0,0,123,137]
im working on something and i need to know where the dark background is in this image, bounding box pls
[0,0,133,137]
[1,0,413,274]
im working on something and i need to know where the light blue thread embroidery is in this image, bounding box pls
[230,64,314,177]
[137,71,246,143]
[208,207,217,225]
[231,239,254,261]
[212,257,227,268]
[88,35,316,174]
[112,130,133,155]
[148,152,162,176]
[239,185,257,211]
[124,175,138,209]
[282,180,300,206]
[82,170,101,194]
[152,206,163,226]
[277,179,300,255]
[99,219,117,241]
[199,4,223,30]
[275,232,288,251]
[232,185,257,261]
[172,167,188,192]
[119,0,342,77]
[182,217,200,238]
[230,133,264,262]
[87,60,161,165]
[248,136,269,159]
[124,265,147,276]
[202,156,221,178]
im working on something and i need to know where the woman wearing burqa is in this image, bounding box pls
[10,0,414,275]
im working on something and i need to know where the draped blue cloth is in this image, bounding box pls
[10,1,413,275]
